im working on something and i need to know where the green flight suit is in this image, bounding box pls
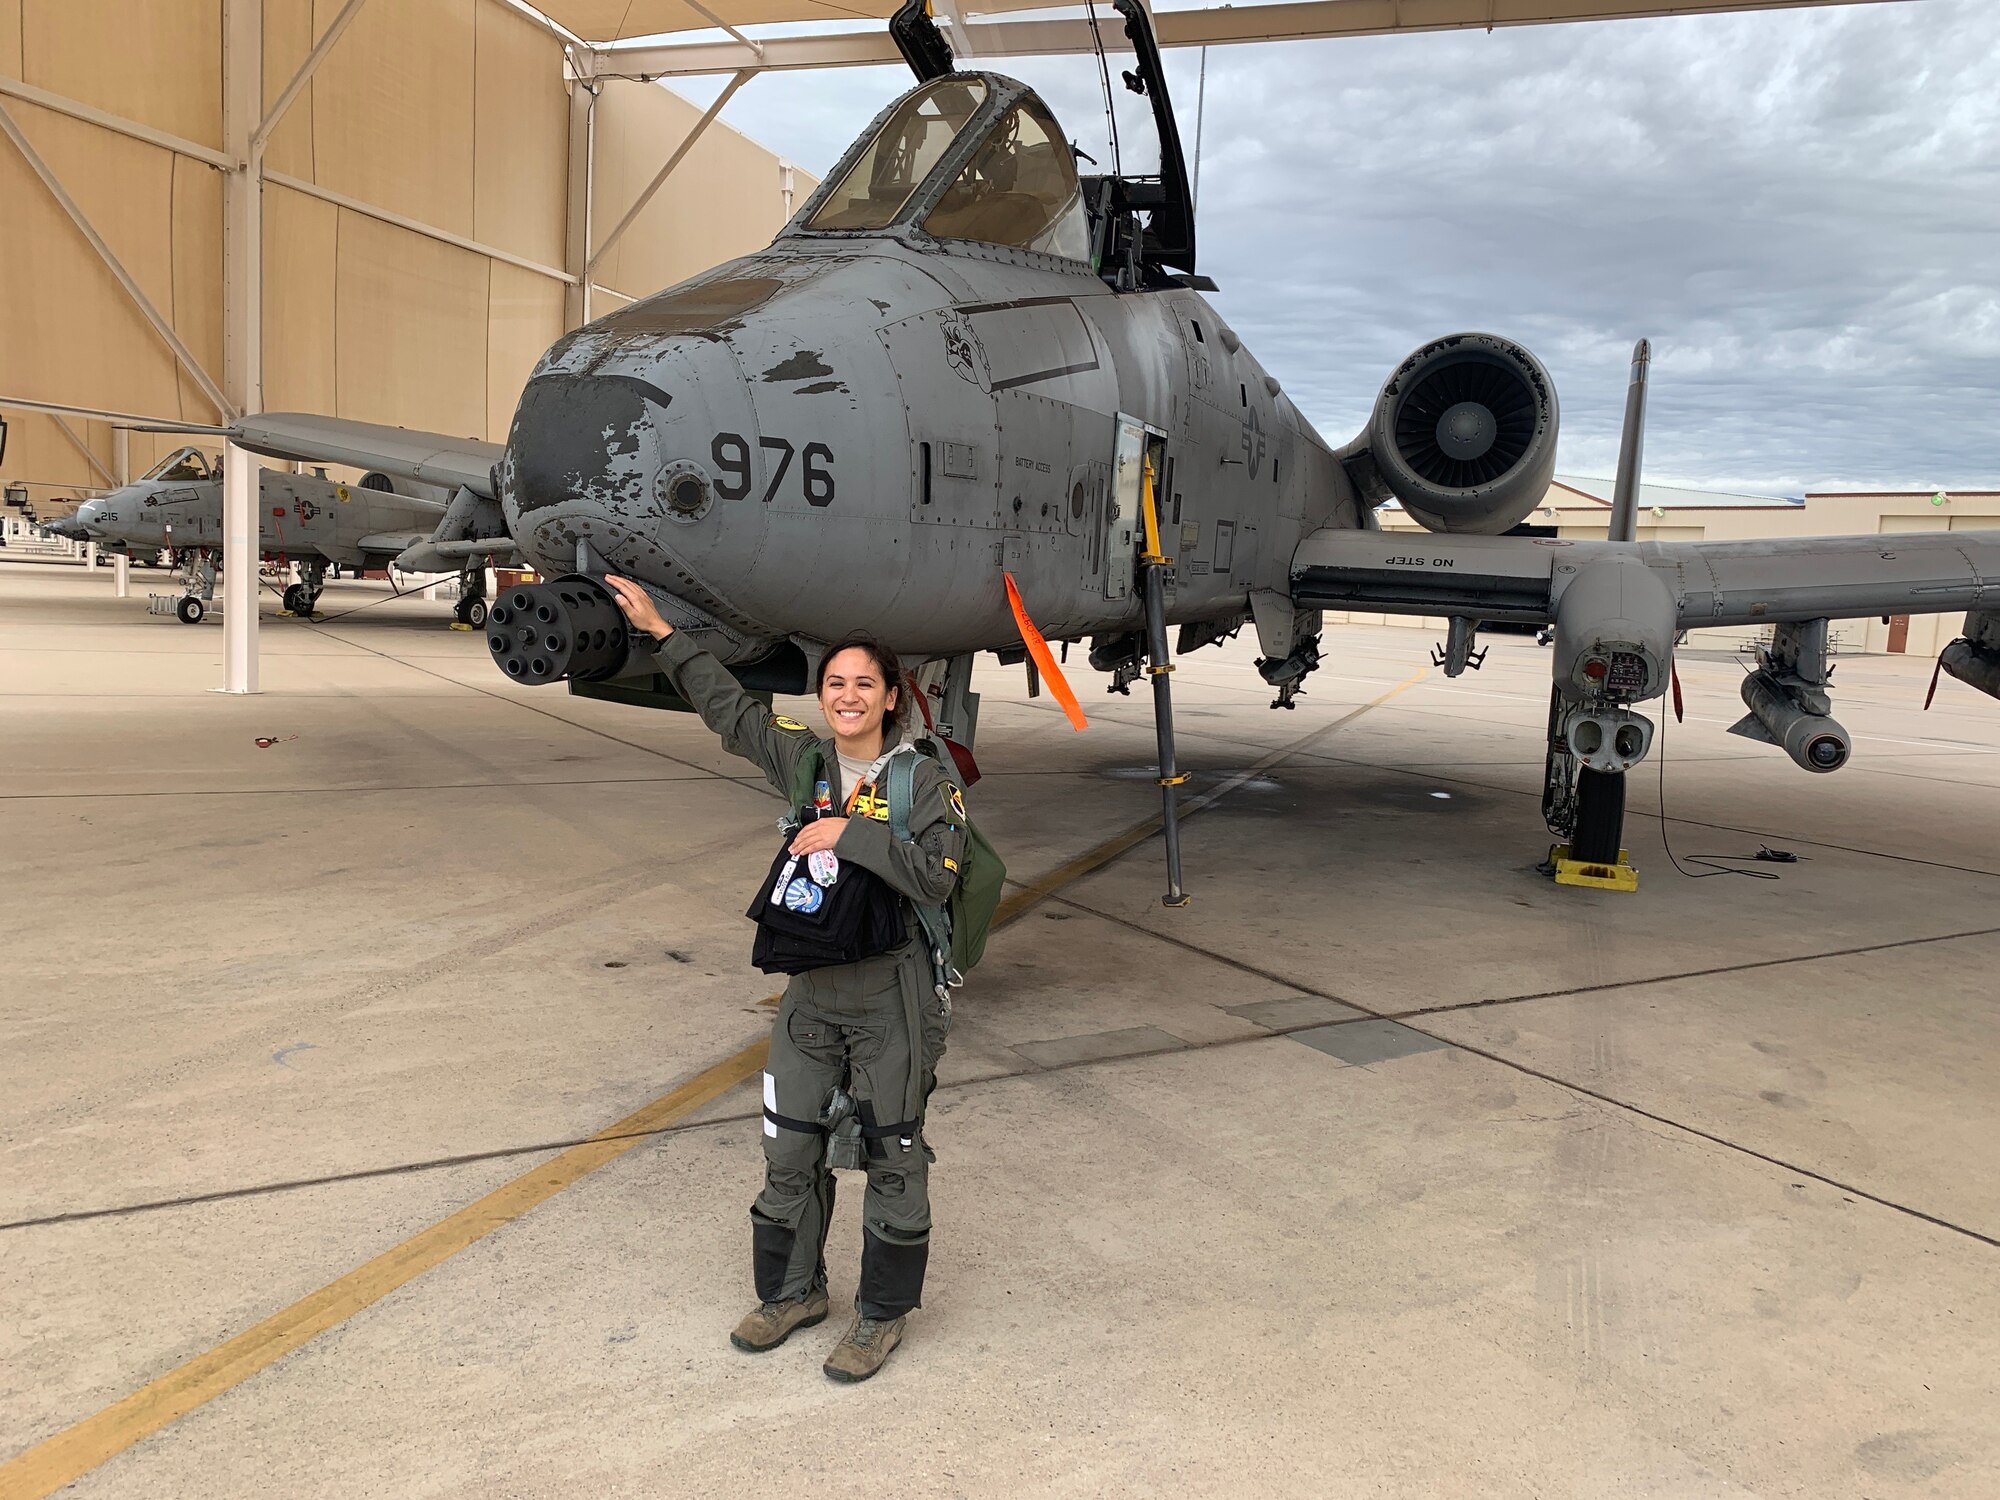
[654,632,965,1319]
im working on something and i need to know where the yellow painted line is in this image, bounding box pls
[4,665,1424,1495]
[0,1046,767,1499]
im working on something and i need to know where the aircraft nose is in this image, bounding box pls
[504,372,682,521]
[500,343,757,580]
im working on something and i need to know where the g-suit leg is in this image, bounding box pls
[752,988,844,1303]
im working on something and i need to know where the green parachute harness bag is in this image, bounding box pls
[887,739,1004,995]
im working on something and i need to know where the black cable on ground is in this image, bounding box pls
[1655,657,1793,881]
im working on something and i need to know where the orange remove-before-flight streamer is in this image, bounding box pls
[1003,571,1087,731]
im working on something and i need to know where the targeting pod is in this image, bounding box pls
[485,574,632,685]
[1735,669,1850,773]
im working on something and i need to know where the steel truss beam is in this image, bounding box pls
[53,416,117,488]
[0,394,227,431]
[588,69,754,272]
[0,76,237,169]
[256,0,373,151]
[0,99,237,420]
[265,171,579,283]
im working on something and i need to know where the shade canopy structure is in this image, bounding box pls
[550,0,1911,76]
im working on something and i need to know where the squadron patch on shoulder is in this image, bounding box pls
[771,715,811,732]
[946,785,966,821]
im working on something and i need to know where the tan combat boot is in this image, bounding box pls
[821,1313,906,1383]
[729,1289,829,1353]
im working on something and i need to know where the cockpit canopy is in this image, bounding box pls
[799,76,1090,264]
[141,446,215,483]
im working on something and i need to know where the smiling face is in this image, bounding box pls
[818,645,900,758]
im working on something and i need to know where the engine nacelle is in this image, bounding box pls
[1360,332,1560,534]
[1735,670,1851,773]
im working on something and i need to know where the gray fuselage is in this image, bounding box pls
[498,79,1363,666]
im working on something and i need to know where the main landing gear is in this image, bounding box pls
[1256,637,1321,710]
[281,558,328,618]
[452,561,489,628]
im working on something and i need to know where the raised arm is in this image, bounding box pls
[604,575,816,796]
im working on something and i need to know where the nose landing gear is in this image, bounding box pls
[1540,687,1639,891]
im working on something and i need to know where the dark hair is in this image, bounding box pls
[816,635,906,739]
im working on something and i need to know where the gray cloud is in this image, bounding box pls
[707,1,2000,492]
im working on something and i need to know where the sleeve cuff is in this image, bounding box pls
[652,631,700,667]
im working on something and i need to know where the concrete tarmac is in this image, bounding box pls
[3,554,1997,1497]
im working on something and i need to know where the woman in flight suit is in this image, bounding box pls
[606,576,965,1384]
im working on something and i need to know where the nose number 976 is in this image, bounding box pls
[712,432,835,508]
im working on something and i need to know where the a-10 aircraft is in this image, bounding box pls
[223,0,2000,895]
[70,446,516,624]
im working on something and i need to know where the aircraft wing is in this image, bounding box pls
[232,413,504,498]
[1291,528,2000,630]
[354,531,435,559]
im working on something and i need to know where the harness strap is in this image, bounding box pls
[856,1097,917,1157]
[888,743,958,996]
[762,1107,824,1135]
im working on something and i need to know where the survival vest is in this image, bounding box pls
[747,749,907,975]
[775,740,1005,991]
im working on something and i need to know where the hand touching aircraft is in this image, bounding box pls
[225,0,2000,894]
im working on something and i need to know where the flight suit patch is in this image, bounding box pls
[771,715,811,732]
[946,785,966,821]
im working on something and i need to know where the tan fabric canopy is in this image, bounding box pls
[534,0,1080,44]
[533,0,898,42]
[554,0,1901,71]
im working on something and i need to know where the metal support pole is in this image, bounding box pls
[563,72,597,330]
[113,426,131,486]
[1137,452,1190,906]
[223,0,263,418]
[220,442,259,693]
[219,0,261,695]
[114,552,130,597]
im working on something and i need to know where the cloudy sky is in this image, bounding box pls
[680,1,1999,495]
